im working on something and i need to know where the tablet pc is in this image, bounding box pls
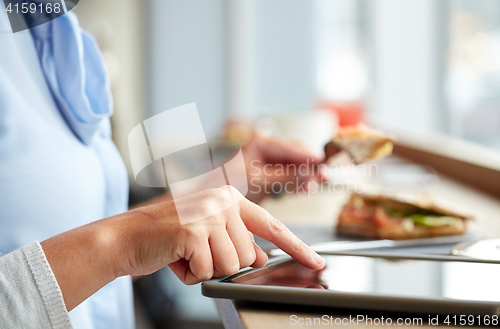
[202,253,500,316]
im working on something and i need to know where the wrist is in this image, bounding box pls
[107,207,159,278]
[101,213,135,279]
[81,219,123,283]
[40,217,124,311]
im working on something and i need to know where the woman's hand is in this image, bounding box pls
[118,186,324,283]
[242,134,327,203]
[41,186,325,310]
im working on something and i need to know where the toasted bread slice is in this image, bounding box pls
[326,125,395,164]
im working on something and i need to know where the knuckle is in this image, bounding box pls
[220,260,240,276]
[241,250,257,268]
[198,271,213,282]
[226,264,240,276]
[183,226,205,243]
[213,186,231,199]
[291,238,308,254]
[206,187,240,219]
[227,185,242,197]
[198,199,215,217]
[211,187,232,205]
[269,217,287,236]
[215,185,242,200]
[195,189,228,212]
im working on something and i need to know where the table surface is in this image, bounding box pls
[214,156,500,329]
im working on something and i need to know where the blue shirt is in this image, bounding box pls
[0,7,134,329]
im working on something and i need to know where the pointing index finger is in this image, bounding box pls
[238,198,325,270]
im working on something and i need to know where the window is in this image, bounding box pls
[446,0,500,149]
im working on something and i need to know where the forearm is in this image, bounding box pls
[40,217,122,311]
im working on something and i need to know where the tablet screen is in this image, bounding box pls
[231,255,500,302]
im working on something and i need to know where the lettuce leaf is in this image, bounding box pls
[410,214,461,227]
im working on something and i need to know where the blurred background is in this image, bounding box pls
[72,0,500,328]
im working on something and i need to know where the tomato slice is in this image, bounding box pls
[338,204,374,223]
[373,207,401,228]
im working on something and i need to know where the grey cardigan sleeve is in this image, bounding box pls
[0,241,73,329]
